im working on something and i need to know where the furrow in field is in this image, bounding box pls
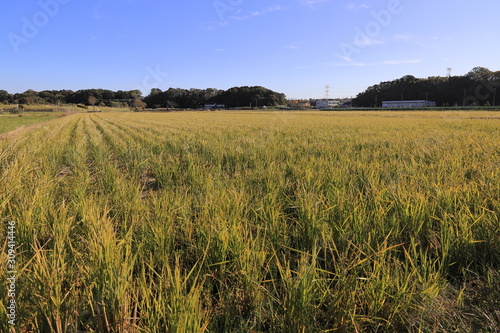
[95,113,186,147]
[93,114,160,153]
[1,111,498,332]
[86,115,158,195]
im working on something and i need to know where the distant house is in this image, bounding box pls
[204,104,225,109]
[287,100,310,108]
[382,100,436,108]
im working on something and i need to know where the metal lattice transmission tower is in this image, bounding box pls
[447,67,452,77]
[325,85,330,100]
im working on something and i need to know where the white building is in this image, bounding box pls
[382,100,436,108]
[316,99,341,109]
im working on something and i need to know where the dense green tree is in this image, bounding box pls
[129,89,142,100]
[0,90,10,103]
[467,67,493,81]
[142,86,285,109]
[354,67,499,107]
[215,86,286,108]
[149,88,162,96]
[115,90,130,100]
[16,90,40,105]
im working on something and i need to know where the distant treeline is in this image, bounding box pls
[143,86,287,109]
[0,86,287,109]
[0,89,143,107]
[354,67,500,107]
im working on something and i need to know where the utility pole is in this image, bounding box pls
[463,90,466,107]
[401,93,403,101]
[425,92,428,101]
[375,95,378,108]
[493,87,497,107]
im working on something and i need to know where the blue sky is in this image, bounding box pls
[1,0,499,99]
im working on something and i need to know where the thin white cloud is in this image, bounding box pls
[393,34,411,42]
[231,5,285,21]
[92,4,104,20]
[383,59,422,65]
[329,59,422,67]
[336,55,353,62]
[299,0,329,9]
[332,62,367,67]
[346,3,370,11]
[285,44,301,50]
[284,40,307,50]
[203,20,229,31]
[354,38,384,46]
[205,5,286,29]
[392,34,455,48]
[392,34,429,47]
[93,0,154,20]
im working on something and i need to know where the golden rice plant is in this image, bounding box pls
[0,111,498,332]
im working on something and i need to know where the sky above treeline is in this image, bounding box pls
[1,0,499,99]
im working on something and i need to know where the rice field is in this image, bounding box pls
[1,111,499,332]
[0,114,61,136]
